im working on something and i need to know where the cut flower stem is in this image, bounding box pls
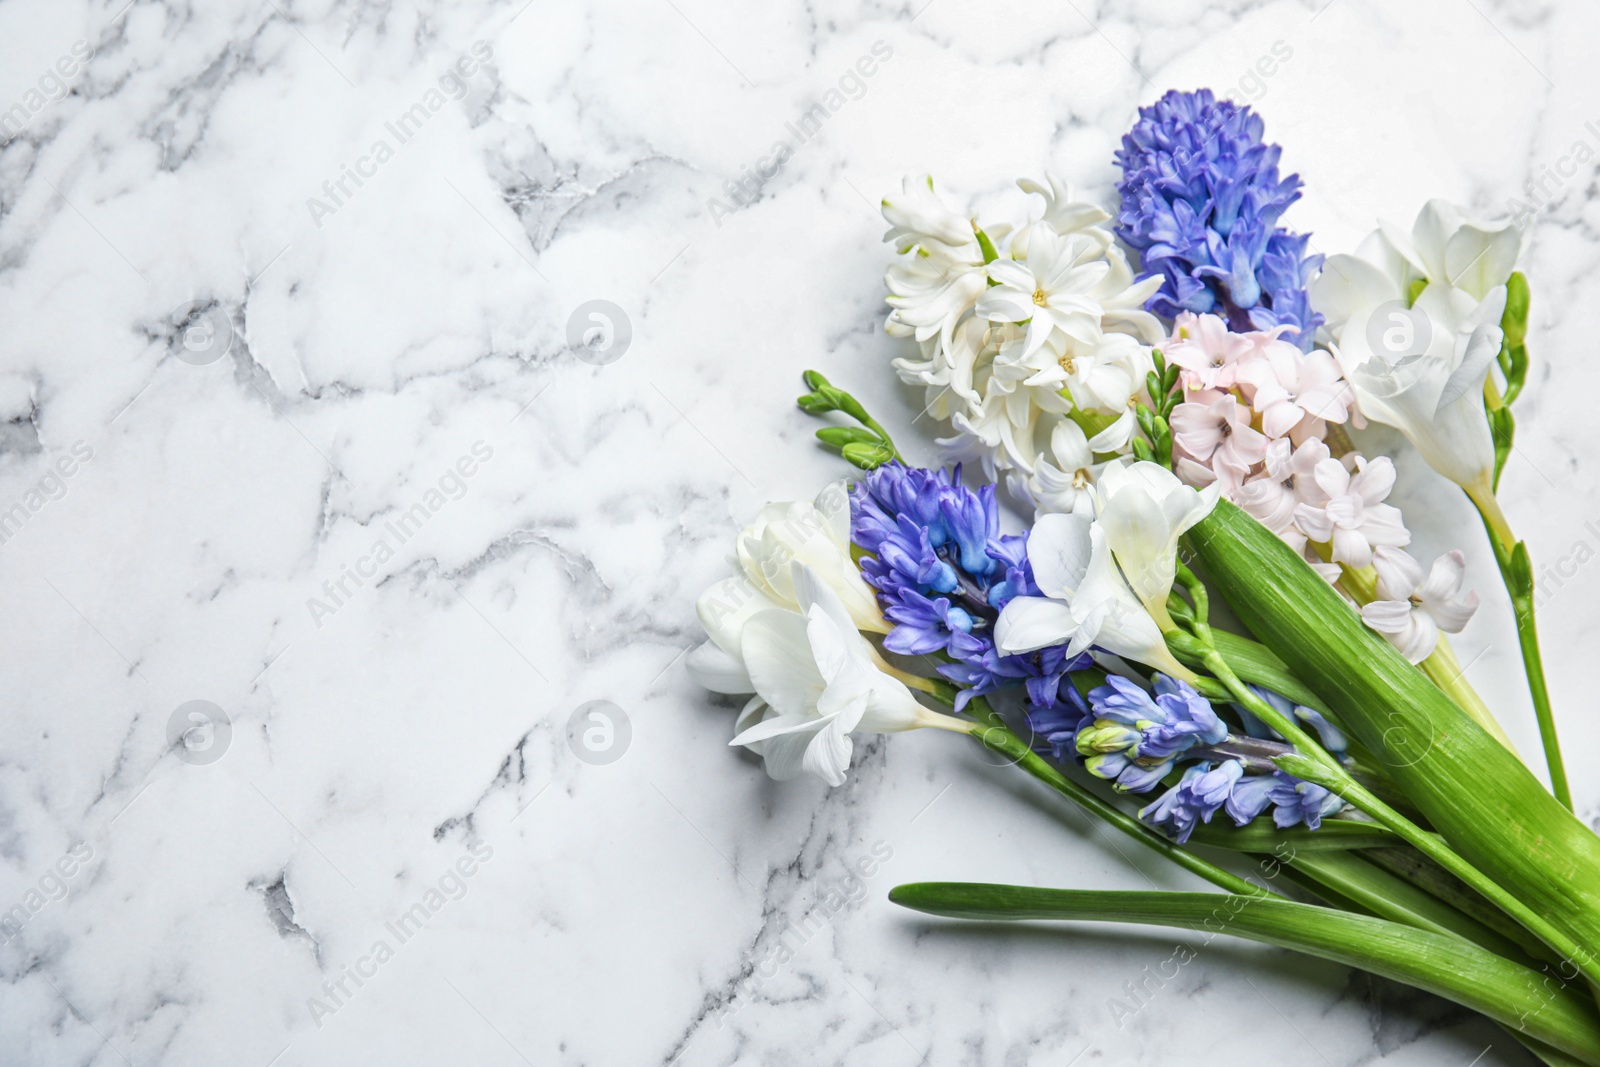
[1466,480,1573,811]
[955,697,1268,899]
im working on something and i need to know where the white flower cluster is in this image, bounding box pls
[882,175,1163,510]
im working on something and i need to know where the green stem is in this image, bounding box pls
[1181,630,1600,991]
[1338,561,1519,754]
[1468,483,1573,811]
[961,698,1269,899]
[1313,770,1600,993]
[1513,597,1569,806]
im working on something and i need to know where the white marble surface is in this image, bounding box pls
[0,0,1595,1063]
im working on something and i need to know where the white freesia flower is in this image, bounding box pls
[685,482,886,696]
[1384,199,1522,302]
[1311,199,1517,498]
[730,563,959,786]
[686,576,782,694]
[994,511,1192,679]
[1093,460,1221,619]
[1360,546,1479,663]
[735,482,886,632]
[1345,301,1505,495]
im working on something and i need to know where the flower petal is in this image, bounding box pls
[995,595,1081,655]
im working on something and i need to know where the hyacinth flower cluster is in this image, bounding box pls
[850,461,1091,713]
[1114,88,1323,349]
[1027,672,1344,843]
[1159,310,1482,667]
[878,172,1166,508]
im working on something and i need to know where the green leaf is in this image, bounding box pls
[1282,850,1531,962]
[1130,437,1154,463]
[1186,817,1395,852]
[1184,500,1600,960]
[889,884,1600,1063]
[1362,845,1542,951]
[841,441,894,469]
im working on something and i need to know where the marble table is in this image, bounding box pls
[0,0,1594,1063]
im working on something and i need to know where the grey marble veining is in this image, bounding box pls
[0,0,1593,1063]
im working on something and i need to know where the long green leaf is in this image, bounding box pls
[890,883,1600,1064]
[1188,817,1395,852]
[1207,629,1333,716]
[1185,501,1600,955]
[1284,850,1531,963]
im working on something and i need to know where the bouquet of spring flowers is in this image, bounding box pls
[685,89,1600,1064]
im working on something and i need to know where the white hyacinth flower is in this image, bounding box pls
[880,173,1161,499]
[1359,546,1479,663]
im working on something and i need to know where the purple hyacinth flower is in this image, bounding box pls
[1115,88,1323,350]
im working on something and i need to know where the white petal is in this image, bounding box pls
[686,640,754,694]
[696,576,785,654]
[1418,549,1467,602]
[1361,598,1415,635]
[995,596,1081,655]
[1370,546,1424,602]
[741,610,825,719]
[802,713,857,786]
[1087,408,1136,452]
[1027,512,1094,599]
[1393,611,1439,663]
[731,711,823,747]
[734,696,768,739]
[758,729,818,781]
[1437,324,1502,410]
